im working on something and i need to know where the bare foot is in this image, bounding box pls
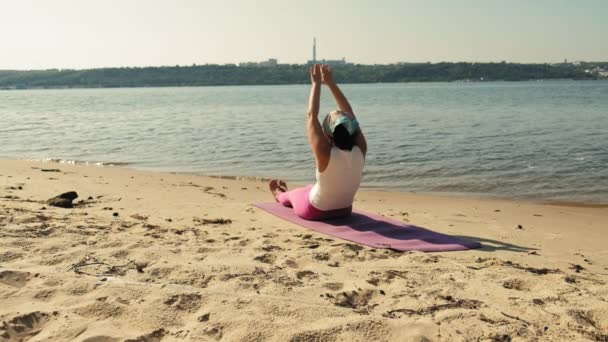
[269,180,288,202]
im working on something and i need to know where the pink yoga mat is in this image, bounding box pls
[253,202,481,252]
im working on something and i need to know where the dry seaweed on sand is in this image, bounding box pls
[193,217,232,225]
[500,311,530,325]
[568,309,600,330]
[382,295,483,318]
[40,168,61,172]
[68,258,143,276]
[569,264,585,273]
[466,259,560,275]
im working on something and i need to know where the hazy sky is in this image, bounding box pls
[1,0,606,70]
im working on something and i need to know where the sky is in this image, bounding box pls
[1,0,606,70]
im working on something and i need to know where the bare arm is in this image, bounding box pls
[321,65,367,156]
[307,65,331,171]
[308,78,321,117]
[321,65,353,113]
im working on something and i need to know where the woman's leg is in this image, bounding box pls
[269,180,312,214]
[276,190,292,207]
[282,185,317,219]
[286,185,351,220]
[285,184,353,220]
[269,180,351,220]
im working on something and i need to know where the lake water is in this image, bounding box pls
[1,81,607,203]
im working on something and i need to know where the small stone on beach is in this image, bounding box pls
[47,191,78,208]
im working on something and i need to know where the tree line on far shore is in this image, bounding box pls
[0,62,606,89]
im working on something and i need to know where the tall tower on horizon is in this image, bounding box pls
[312,37,317,63]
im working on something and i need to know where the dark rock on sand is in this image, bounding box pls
[47,191,78,208]
[569,264,584,273]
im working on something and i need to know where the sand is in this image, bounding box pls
[0,159,607,341]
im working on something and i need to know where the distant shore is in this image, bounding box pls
[2,78,607,91]
[1,62,606,90]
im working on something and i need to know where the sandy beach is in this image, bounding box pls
[1,159,607,341]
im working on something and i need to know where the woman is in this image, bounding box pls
[269,64,367,220]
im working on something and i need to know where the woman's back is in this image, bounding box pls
[309,146,365,211]
[269,64,367,221]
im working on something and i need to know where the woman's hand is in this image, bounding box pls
[320,64,335,85]
[310,64,322,84]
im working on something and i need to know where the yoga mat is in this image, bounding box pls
[253,202,481,252]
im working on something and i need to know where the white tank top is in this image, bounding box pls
[309,146,365,211]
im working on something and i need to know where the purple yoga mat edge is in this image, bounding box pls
[252,202,482,252]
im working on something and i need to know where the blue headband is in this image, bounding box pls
[323,113,359,136]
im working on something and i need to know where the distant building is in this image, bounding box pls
[238,59,278,67]
[307,38,351,66]
[318,57,348,66]
[259,58,278,67]
[586,67,608,78]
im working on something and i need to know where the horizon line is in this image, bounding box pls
[2,60,607,72]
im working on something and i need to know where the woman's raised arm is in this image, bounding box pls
[321,65,353,114]
[307,64,331,171]
[320,65,367,156]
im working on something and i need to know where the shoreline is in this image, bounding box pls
[1,78,607,91]
[1,158,607,340]
[13,156,608,209]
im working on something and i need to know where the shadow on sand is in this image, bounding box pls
[452,235,538,253]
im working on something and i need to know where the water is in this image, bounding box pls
[1,81,607,203]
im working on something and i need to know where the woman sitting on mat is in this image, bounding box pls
[269,64,367,220]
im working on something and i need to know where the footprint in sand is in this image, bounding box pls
[259,244,282,252]
[283,259,298,268]
[0,270,31,288]
[0,311,49,341]
[33,289,56,301]
[201,325,223,341]
[163,293,202,312]
[296,270,318,281]
[328,289,377,314]
[502,278,528,291]
[313,252,330,261]
[323,282,344,291]
[253,253,276,264]
[124,328,166,342]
